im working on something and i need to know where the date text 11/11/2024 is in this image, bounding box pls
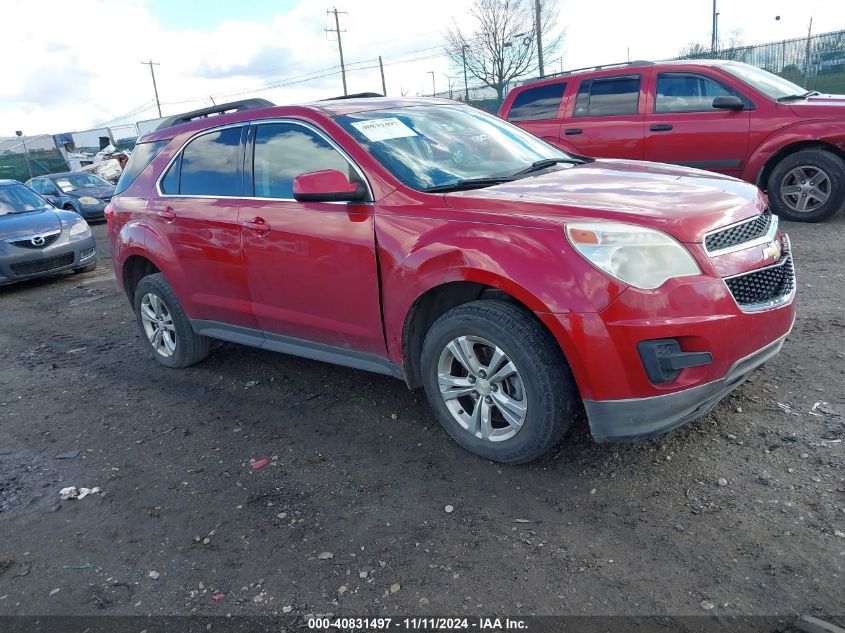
[306,616,528,630]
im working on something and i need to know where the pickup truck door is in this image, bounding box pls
[643,71,751,177]
[238,121,386,356]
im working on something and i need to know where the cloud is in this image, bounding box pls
[15,62,94,107]
[197,45,298,79]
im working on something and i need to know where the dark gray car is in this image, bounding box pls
[0,180,97,285]
[25,172,115,222]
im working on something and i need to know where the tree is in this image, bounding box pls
[678,42,710,58]
[444,0,562,100]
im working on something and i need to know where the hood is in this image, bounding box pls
[0,208,64,240]
[444,159,765,243]
[66,184,115,200]
[787,94,845,118]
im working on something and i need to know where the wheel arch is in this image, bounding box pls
[400,278,561,389]
[755,140,845,191]
[122,254,161,302]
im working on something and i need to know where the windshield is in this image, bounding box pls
[51,173,112,193]
[336,105,571,191]
[0,184,53,216]
[720,62,807,100]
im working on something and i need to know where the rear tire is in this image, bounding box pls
[767,149,845,222]
[133,273,210,368]
[420,301,577,464]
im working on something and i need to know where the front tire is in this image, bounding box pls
[768,149,845,222]
[133,273,210,368]
[420,301,577,464]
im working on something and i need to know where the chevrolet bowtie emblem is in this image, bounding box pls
[762,240,782,262]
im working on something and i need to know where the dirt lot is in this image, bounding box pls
[0,216,843,620]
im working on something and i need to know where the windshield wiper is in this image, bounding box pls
[777,90,819,102]
[423,177,515,193]
[510,157,583,178]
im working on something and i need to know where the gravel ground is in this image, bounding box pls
[0,216,842,619]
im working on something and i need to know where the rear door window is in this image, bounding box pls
[508,83,566,121]
[179,127,244,197]
[574,75,641,117]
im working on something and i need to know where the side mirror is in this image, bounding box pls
[292,169,367,203]
[712,95,744,111]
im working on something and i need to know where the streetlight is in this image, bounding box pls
[15,131,32,180]
[428,71,436,97]
[461,44,470,102]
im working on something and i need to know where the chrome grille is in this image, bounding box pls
[725,251,794,309]
[10,232,60,249]
[705,208,772,253]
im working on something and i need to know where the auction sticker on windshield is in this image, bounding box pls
[350,117,418,142]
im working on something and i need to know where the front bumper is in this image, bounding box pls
[537,239,796,443]
[77,203,107,222]
[0,235,97,285]
[584,333,788,441]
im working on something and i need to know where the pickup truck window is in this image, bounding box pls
[574,75,640,117]
[655,73,734,113]
[508,83,566,121]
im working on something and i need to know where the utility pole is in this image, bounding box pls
[428,71,436,97]
[378,55,386,95]
[141,60,162,118]
[534,0,544,77]
[804,17,813,77]
[326,8,348,96]
[461,44,470,102]
[711,0,717,53]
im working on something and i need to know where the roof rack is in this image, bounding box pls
[154,98,275,131]
[520,60,654,85]
[320,92,384,101]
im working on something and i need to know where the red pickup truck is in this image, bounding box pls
[499,60,845,222]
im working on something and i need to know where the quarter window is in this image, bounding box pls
[508,83,566,121]
[574,76,641,117]
[252,123,353,199]
[655,74,736,113]
[179,127,243,197]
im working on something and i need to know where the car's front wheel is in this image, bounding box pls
[133,273,210,368]
[420,301,577,464]
[768,149,845,222]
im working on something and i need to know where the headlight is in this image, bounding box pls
[78,196,101,205]
[565,222,701,290]
[69,220,91,238]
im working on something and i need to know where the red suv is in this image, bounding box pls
[108,96,796,463]
[499,60,845,223]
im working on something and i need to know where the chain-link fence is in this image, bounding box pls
[672,28,845,93]
[0,136,69,183]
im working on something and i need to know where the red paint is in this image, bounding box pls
[250,458,269,470]
[499,61,845,187]
[110,97,795,412]
[293,169,358,198]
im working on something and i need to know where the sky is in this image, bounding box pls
[1,0,843,137]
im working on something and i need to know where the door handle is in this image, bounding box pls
[242,217,271,235]
[650,124,674,132]
[564,128,583,135]
[156,207,176,222]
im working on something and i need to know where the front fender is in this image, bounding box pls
[743,121,845,186]
[375,212,624,366]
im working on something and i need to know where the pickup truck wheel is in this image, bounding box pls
[133,273,210,368]
[421,301,576,464]
[768,149,845,222]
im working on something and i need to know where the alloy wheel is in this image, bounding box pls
[140,292,177,357]
[780,165,831,213]
[437,335,528,442]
